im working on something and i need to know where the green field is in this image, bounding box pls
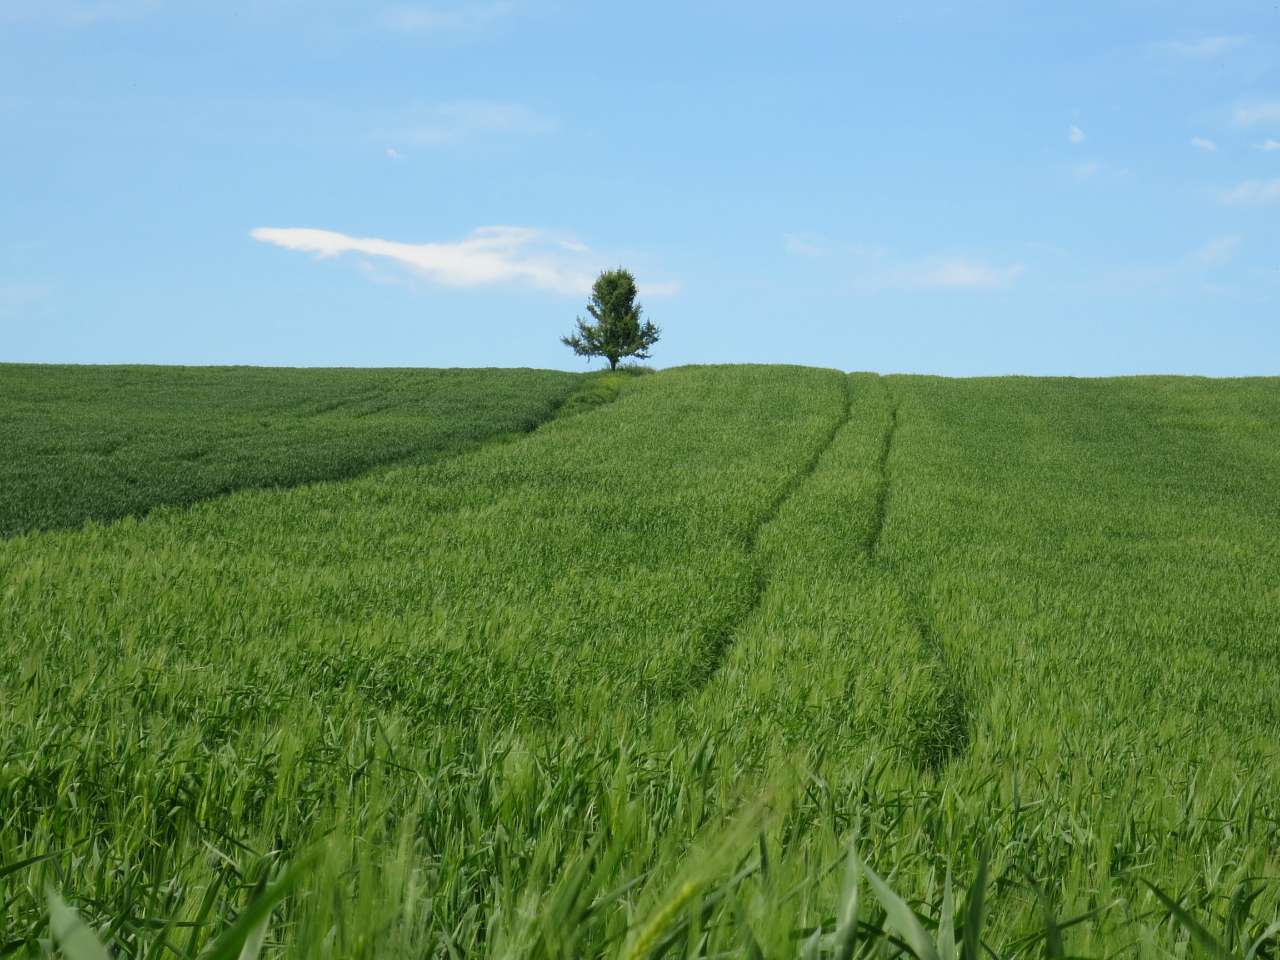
[2,365,1279,958]
[0,364,585,537]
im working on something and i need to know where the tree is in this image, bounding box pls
[562,268,660,370]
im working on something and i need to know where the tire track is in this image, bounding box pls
[864,400,898,559]
[689,374,854,693]
[867,381,970,771]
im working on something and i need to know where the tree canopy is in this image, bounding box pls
[561,269,659,370]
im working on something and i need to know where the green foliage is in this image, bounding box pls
[2,366,1280,957]
[555,369,650,418]
[562,269,660,370]
[0,364,581,536]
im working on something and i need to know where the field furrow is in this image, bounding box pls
[3,366,1279,957]
[1,367,858,954]
[872,381,971,769]
[686,372,855,695]
[867,374,1280,952]
[669,375,970,773]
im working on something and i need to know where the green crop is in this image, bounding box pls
[0,364,583,537]
[1,366,1277,957]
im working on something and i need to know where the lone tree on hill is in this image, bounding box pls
[562,268,660,370]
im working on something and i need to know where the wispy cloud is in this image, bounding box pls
[1233,101,1280,127]
[0,281,51,315]
[784,240,1023,291]
[1069,125,1086,144]
[379,2,516,33]
[1066,157,1131,183]
[912,258,1025,290]
[782,233,827,257]
[1073,160,1103,180]
[1153,36,1247,59]
[1262,139,1280,152]
[1190,136,1218,152]
[250,225,678,297]
[1193,236,1241,266]
[639,280,682,297]
[376,100,553,147]
[0,0,159,26]
[1221,178,1280,205]
[385,147,404,160]
[1104,236,1244,293]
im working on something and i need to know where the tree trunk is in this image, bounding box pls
[608,357,618,370]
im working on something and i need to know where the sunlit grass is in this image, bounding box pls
[2,366,1278,956]
[0,364,584,536]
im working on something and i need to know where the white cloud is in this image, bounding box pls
[1069,159,1131,182]
[1260,139,1280,152]
[782,233,827,257]
[1221,178,1280,205]
[1073,160,1102,179]
[1069,125,1086,144]
[0,0,159,25]
[913,258,1025,290]
[1103,237,1245,293]
[1190,136,1218,152]
[250,225,678,298]
[0,281,52,322]
[1154,36,1247,59]
[836,247,1024,292]
[1233,101,1280,127]
[789,239,1024,292]
[386,147,404,160]
[376,100,553,146]
[379,2,515,33]
[1193,236,1241,265]
[638,280,683,297]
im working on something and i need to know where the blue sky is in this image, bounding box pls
[2,1,1278,375]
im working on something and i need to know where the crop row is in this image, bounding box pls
[0,365,855,956]
[3,367,1278,956]
[0,364,583,537]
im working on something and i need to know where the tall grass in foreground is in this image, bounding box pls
[19,734,1279,958]
[3,367,1279,955]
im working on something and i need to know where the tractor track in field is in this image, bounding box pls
[690,374,854,694]
[683,373,972,775]
[748,375,854,554]
[868,381,971,771]
[864,397,898,559]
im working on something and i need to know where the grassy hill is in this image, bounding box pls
[2,365,1278,957]
[0,364,584,537]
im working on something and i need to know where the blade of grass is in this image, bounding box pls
[47,890,112,960]
[855,852,940,960]
[939,868,957,960]
[1,850,72,882]
[1142,882,1233,960]
[1245,920,1280,960]
[962,851,989,960]
[832,842,863,960]
[197,847,321,960]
